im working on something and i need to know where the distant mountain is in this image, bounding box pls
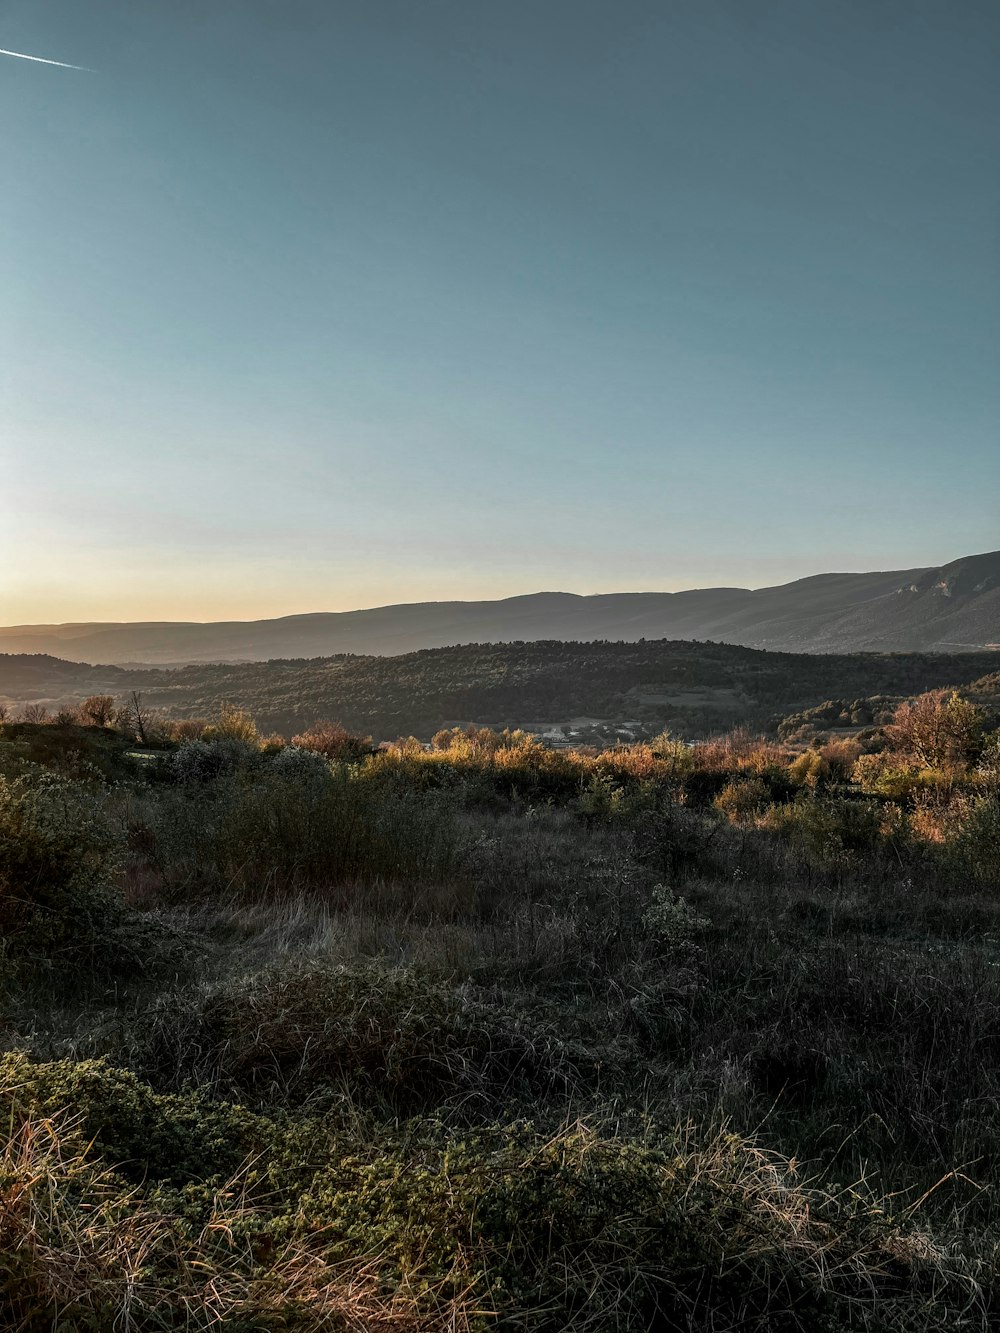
[2,551,998,665]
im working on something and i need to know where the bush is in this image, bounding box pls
[1,1054,970,1333]
[760,795,886,864]
[852,751,927,801]
[140,962,595,1113]
[267,742,332,784]
[301,1121,961,1332]
[942,796,1000,887]
[81,694,116,727]
[0,768,126,969]
[713,776,770,822]
[0,1051,266,1184]
[642,884,710,950]
[168,737,260,783]
[201,704,261,745]
[291,718,374,762]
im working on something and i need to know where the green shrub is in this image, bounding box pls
[942,795,1000,888]
[642,883,710,950]
[0,720,144,782]
[0,768,128,972]
[761,795,886,864]
[1,1059,968,1333]
[0,1051,267,1184]
[301,1122,958,1332]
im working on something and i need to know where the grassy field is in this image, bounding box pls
[1,691,999,1330]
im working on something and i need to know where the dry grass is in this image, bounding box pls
[0,1104,477,1332]
[3,701,1000,1329]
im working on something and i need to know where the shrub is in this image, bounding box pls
[168,737,260,783]
[648,731,697,777]
[789,749,832,789]
[713,776,770,822]
[852,751,927,801]
[431,725,536,755]
[302,1121,962,1332]
[0,1051,266,1184]
[631,804,718,878]
[760,795,886,864]
[291,718,374,762]
[140,963,595,1113]
[0,1057,970,1333]
[642,884,710,950]
[0,768,125,967]
[819,737,863,780]
[160,716,210,742]
[267,742,331,784]
[941,796,1000,887]
[975,730,1000,794]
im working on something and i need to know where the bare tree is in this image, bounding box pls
[22,703,49,724]
[82,694,116,728]
[0,702,8,724]
[119,691,151,744]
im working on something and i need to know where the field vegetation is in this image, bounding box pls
[1,682,999,1329]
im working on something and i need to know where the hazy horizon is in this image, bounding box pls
[2,544,991,630]
[4,1,998,624]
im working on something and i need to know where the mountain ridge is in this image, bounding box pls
[1,551,997,665]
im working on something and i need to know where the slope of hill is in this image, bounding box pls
[1,551,997,664]
[3,640,998,741]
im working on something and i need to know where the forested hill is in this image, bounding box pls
[3,640,998,741]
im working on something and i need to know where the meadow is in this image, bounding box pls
[1,685,999,1330]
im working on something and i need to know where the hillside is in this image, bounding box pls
[2,550,998,664]
[3,640,998,741]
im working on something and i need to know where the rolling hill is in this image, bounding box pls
[3,640,998,742]
[1,551,997,665]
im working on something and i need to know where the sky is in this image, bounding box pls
[1,0,998,624]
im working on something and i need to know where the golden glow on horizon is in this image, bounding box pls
[1,577,671,625]
[0,553,900,625]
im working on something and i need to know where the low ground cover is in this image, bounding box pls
[1,690,998,1329]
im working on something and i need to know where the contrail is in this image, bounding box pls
[0,46,92,71]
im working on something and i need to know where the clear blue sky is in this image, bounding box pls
[2,0,998,622]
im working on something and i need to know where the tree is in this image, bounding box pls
[21,703,48,724]
[202,704,260,746]
[119,691,151,745]
[885,689,986,769]
[82,695,116,728]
